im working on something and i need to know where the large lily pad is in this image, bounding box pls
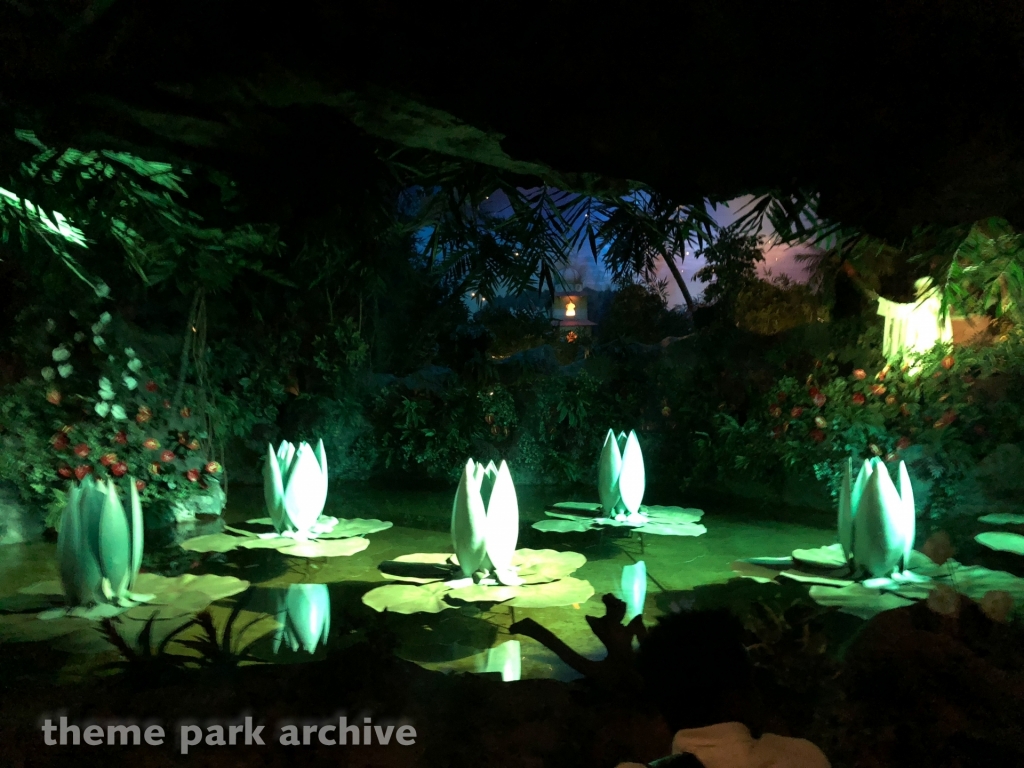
[361,548,592,614]
[182,514,382,557]
[808,584,916,620]
[0,572,250,646]
[975,531,1024,556]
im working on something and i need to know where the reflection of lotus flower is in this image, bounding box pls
[478,639,522,682]
[838,457,915,578]
[451,459,521,585]
[264,440,329,535]
[57,475,143,607]
[620,560,647,622]
[598,430,645,519]
[273,584,331,654]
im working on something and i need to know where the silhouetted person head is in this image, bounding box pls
[636,608,757,734]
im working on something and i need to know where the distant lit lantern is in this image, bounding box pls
[565,301,576,318]
[550,291,596,338]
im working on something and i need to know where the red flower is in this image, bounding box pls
[45,389,62,405]
[52,433,69,451]
[142,438,160,450]
[74,465,93,481]
[941,355,955,370]
[111,462,128,478]
[145,380,159,392]
[940,409,957,426]
[814,415,827,429]
[896,436,912,450]
[113,430,128,445]
[99,452,117,467]
[808,386,820,397]
[187,439,200,451]
[877,366,890,381]
[769,406,782,418]
[73,443,90,458]
[205,461,222,474]
[870,384,887,396]
[177,433,188,446]
[135,479,147,491]
[160,450,176,463]
[790,407,804,418]
[808,429,826,443]
[185,468,200,483]
[812,392,827,407]
[852,393,866,405]
[57,466,73,479]
[180,407,191,418]
[852,369,867,381]
[136,405,153,424]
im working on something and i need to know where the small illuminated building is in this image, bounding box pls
[551,292,596,342]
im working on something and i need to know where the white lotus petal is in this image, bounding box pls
[57,484,84,606]
[281,442,326,532]
[618,430,646,515]
[264,443,287,532]
[597,429,622,516]
[128,477,144,589]
[896,461,916,571]
[838,457,855,560]
[484,460,519,575]
[451,459,487,577]
[97,481,131,600]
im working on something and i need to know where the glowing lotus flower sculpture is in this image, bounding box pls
[839,457,916,579]
[272,584,331,654]
[598,429,646,521]
[264,439,334,538]
[451,459,522,586]
[57,475,144,608]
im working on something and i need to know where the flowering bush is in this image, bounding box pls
[0,311,223,527]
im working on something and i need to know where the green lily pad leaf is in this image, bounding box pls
[532,518,594,533]
[17,580,64,596]
[550,501,603,513]
[731,560,781,583]
[808,584,916,620]
[0,613,90,643]
[634,520,707,536]
[512,549,587,582]
[318,519,394,538]
[181,533,244,553]
[779,570,855,587]
[978,513,1024,525]
[642,505,705,522]
[362,583,452,614]
[380,553,456,583]
[975,531,1024,555]
[506,577,595,608]
[279,537,370,558]
[946,564,1024,603]
[792,543,848,568]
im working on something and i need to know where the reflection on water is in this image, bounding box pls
[271,584,331,654]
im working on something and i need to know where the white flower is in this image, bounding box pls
[451,459,521,585]
[98,377,116,400]
[41,367,55,381]
[51,346,71,362]
[93,335,105,347]
[45,319,56,333]
[57,475,144,607]
[839,457,915,578]
[598,429,646,519]
[94,401,111,418]
[125,348,136,358]
[272,584,331,654]
[127,358,143,373]
[264,440,329,536]
[74,332,85,342]
[57,364,73,378]
[111,404,127,420]
[123,375,138,390]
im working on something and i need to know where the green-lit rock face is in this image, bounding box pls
[56,475,143,608]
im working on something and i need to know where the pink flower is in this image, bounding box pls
[74,465,93,481]
[57,466,73,479]
[870,384,887,396]
[790,407,804,418]
[113,430,128,445]
[205,461,222,474]
[73,443,90,458]
[99,452,117,467]
[52,433,69,451]
[812,392,827,407]
[185,468,200,483]
[852,393,866,405]
[941,355,955,370]
[142,438,160,450]
[896,436,912,450]
[46,389,62,405]
[111,462,128,478]
[135,479,147,491]
[852,369,867,381]
[160,450,176,463]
